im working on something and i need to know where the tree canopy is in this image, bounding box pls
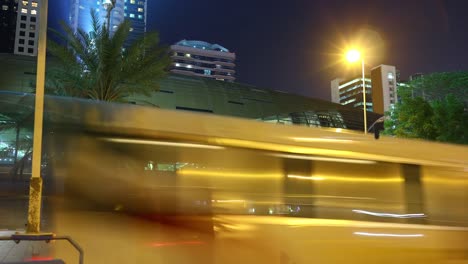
[384,72,468,144]
[46,10,170,102]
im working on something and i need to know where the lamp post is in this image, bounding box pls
[102,0,116,31]
[346,49,367,134]
[27,0,48,233]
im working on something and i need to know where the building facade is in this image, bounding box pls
[331,64,397,115]
[170,40,236,82]
[69,0,125,35]
[0,0,18,53]
[69,0,146,43]
[14,0,41,56]
[123,0,146,44]
[0,0,41,56]
[330,76,373,111]
[370,65,397,114]
[126,74,379,130]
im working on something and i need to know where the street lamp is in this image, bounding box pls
[102,0,116,31]
[346,49,367,134]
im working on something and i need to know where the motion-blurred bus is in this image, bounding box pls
[3,93,468,263]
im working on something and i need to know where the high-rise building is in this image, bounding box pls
[70,0,124,35]
[69,0,146,44]
[123,0,146,44]
[0,0,41,56]
[14,0,41,56]
[170,40,236,82]
[370,65,397,114]
[330,64,397,115]
[0,0,18,53]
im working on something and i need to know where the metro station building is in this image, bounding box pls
[0,53,381,166]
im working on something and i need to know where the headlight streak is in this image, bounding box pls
[354,232,424,238]
[352,209,426,219]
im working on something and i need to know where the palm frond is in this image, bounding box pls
[47,9,170,102]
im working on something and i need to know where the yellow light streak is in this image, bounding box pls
[287,174,402,183]
[271,153,376,164]
[291,137,353,144]
[287,175,325,181]
[101,137,225,150]
[178,169,282,179]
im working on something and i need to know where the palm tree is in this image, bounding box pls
[46,10,170,102]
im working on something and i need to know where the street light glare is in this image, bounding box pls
[346,49,361,63]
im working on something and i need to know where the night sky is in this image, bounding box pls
[49,0,468,100]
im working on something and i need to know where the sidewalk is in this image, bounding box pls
[0,230,52,263]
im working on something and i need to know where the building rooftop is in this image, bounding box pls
[175,40,230,52]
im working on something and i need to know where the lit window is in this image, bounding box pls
[387,72,394,80]
[138,14,143,19]
[186,65,192,69]
[185,53,191,57]
[137,7,143,12]
[129,27,133,32]
[175,63,180,67]
[21,8,27,13]
[130,0,135,3]
[129,13,134,18]
[31,1,38,7]
[22,1,28,6]
[2,5,8,10]
[204,69,211,75]
[31,9,37,15]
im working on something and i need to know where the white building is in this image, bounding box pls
[330,64,397,115]
[170,40,236,82]
[330,76,373,111]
